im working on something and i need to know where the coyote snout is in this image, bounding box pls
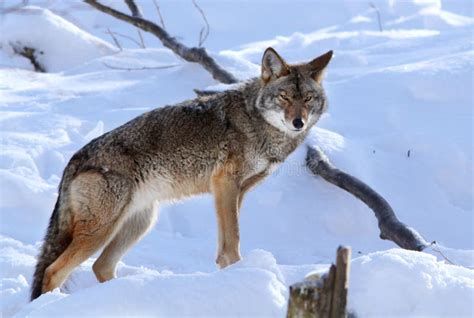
[292,118,305,130]
[31,47,333,300]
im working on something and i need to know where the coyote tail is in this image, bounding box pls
[30,194,72,301]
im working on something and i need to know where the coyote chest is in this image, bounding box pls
[243,150,280,180]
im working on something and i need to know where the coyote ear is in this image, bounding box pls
[308,50,333,83]
[261,47,289,82]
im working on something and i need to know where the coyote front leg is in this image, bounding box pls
[238,171,268,210]
[211,171,241,269]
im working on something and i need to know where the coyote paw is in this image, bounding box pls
[216,251,241,269]
[42,267,60,294]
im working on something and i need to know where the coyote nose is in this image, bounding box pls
[292,118,304,129]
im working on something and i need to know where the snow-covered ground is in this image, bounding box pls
[1,0,473,316]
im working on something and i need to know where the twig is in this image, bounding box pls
[137,29,146,48]
[152,0,166,30]
[105,30,142,48]
[84,0,237,84]
[369,2,383,32]
[430,242,474,269]
[430,242,456,266]
[106,28,122,51]
[102,62,180,71]
[192,0,210,47]
[124,0,142,18]
[306,146,429,251]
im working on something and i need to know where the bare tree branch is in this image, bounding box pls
[152,0,166,30]
[137,29,146,48]
[84,0,238,84]
[106,28,122,50]
[124,0,142,18]
[192,0,210,47]
[306,146,430,251]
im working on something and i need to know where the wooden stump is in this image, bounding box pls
[287,246,351,318]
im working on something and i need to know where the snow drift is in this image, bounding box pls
[0,6,115,72]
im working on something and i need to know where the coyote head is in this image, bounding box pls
[256,48,333,136]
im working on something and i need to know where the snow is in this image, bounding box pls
[350,249,474,316]
[10,246,287,317]
[1,0,473,317]
[305,248,474,317]
[0,6,115,72]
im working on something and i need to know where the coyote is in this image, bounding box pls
[31,48,333,300]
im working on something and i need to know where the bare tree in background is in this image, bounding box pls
[84,0,238,84]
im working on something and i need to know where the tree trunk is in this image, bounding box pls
[287,246,351,318]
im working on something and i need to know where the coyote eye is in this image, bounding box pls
[304,95,313,103]
[279,92,289,101]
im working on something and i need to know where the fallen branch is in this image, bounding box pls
[12,45,45,72]
[306,146,430,251]
[84,0,238,84]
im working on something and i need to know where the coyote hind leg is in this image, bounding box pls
[42,233,110,293]
[42,171,132,294]
[93,204,158,282]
